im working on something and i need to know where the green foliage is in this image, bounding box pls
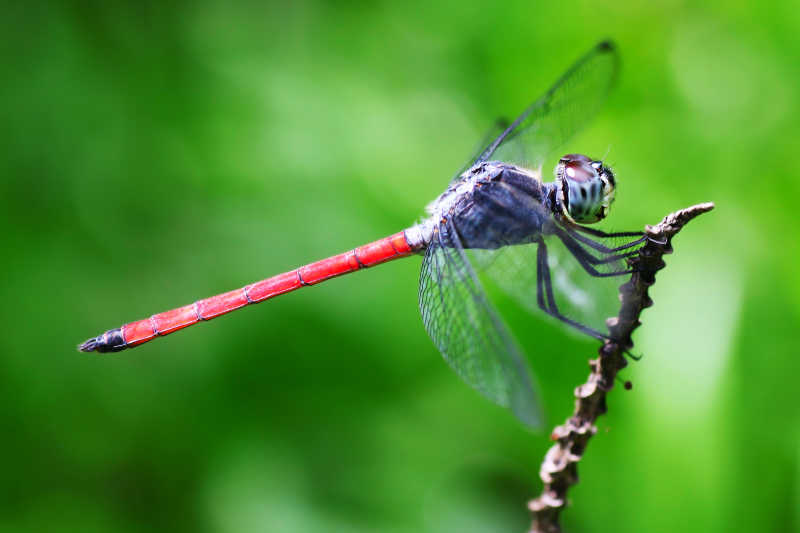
[1,1,798,531]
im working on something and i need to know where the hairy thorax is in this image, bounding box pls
[407,162,555,250]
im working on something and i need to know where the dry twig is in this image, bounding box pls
[528,202,715,533]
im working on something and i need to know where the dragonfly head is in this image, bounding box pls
[555,154,616,224]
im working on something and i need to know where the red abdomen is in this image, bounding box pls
[79,231,418,353]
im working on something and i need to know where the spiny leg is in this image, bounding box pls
[565,226,646,254]
[572,225,643,239]
[535,240,608,341]
[573,223,667,246]
[560,236,634,277]
[555,229,637,277]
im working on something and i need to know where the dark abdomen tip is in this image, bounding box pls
[78,328,127,353]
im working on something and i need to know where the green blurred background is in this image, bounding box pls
[2,1,799,531]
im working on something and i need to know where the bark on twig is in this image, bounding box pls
[528,202,715,533]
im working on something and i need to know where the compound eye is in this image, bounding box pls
[560,153,591,164]
[564,159,597,183]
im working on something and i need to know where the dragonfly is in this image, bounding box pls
[79,40,647,427]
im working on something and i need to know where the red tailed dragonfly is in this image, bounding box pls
[80,41,646,427]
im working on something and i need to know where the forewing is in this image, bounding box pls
[478,41,619,171]
[418,220,542,428]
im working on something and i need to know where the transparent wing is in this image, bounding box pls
[477,40,619,171]
[418,219,542,427]
[469,230,643,337]
[450,118,510,182]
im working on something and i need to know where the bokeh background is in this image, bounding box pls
[2,1,799,532]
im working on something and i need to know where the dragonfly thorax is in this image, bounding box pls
[554,154,616,224]
[406,162,552,250]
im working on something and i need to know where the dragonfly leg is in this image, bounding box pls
[572,225,643,239]
[564,244,634,277]
[570,243,639,266]
[573,224,669,247]
[566,226,646,253]
[536,240,609,341]
[555,229,635,278]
